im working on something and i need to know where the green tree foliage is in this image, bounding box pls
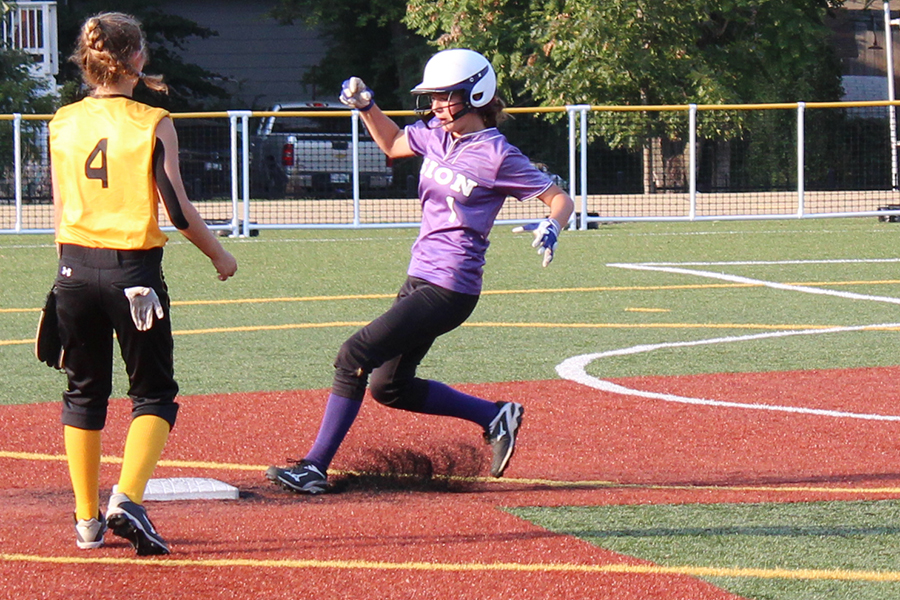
[0,49,58,174]
[56,0,231,110]
[269,0,429,109]
[0,50,57,115]
[405,0,845,145]
[271,0,851,192]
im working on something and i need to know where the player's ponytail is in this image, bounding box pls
[476,96,508,129]
[138,72,167,94]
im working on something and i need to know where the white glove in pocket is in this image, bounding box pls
[124,286,165,331]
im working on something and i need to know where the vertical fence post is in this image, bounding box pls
[885,1,898,190]
[797,102,806,218]
[227,110,252,236]
[13,113,22,233]
[689,104,697,221]
[566,105,590,231]
[579,106,588,231]
[227,111,240,237]
[241,112,251,238]
[566,106,577,230]
[351,110,361,227]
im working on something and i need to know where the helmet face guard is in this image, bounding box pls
[411,49,497,125]
[412,87,477,124]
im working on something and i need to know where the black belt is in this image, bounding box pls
[59,244,163,268]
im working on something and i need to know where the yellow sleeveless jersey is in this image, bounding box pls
[49,97,170,250]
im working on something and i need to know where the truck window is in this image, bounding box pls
[269,116,352,135]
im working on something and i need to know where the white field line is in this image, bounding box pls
[607,262,900,306]
[629,258,900,266]
[556,324,900,421]
[556,259,900,420]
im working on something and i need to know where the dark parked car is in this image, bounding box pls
[179,147,229,200]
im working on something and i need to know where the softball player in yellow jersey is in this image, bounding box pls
[49,12,237,555]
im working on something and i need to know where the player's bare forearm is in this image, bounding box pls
[540,184,574,226]
[177,201,217,253]
[360,105,414,159]
[177,203,237,280]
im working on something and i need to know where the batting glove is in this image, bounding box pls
[513,218,561,267]
[340,77,374,111]
[124,286,165,331]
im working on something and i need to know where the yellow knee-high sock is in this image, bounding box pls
[64,426,102,522]
[116,415,170,504]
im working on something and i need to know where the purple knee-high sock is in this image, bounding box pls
[419,380,498,429]
[304,393,362,470]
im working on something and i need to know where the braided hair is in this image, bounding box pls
[72,12,167,94]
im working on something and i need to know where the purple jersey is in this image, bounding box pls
[404,121,552,294]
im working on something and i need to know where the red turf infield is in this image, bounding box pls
[3,367,900,599]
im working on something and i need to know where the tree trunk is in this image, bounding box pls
[643,137,688,193]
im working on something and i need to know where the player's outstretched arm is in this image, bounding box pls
[340,77,414,159]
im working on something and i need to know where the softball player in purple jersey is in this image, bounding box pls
[266,49,574,493]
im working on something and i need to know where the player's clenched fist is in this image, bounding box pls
[340,77,374,111]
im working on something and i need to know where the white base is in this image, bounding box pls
[113,477,239,501]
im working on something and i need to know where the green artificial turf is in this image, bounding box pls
[508,500,900,600]
[2,218,900,405]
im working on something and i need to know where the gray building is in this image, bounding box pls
[159,0,328,109]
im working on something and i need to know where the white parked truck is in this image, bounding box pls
[250,101,393,198]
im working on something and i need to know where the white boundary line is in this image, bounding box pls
[607,262,900,306]
[557,324,900,421]
[630,258,900,266]
[556,260,900,421]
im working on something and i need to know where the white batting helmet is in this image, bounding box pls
[411,48,497,108]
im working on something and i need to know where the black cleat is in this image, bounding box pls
[484,402,524,478]
[266,460,329,494]
[106,493,170,556]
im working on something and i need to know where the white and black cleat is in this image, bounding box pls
[484,401,524,478]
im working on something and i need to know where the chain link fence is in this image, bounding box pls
[3,101,900,235]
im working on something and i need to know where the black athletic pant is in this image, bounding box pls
[55,244,179,430]
[332,276,479,409]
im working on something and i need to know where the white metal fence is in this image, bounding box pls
[3,101,900,236]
